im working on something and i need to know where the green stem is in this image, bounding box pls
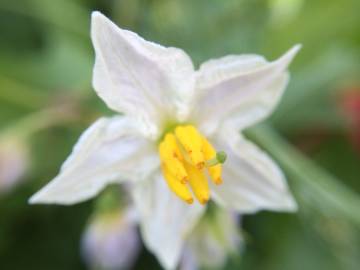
[0,76,49,109]
[1,105,79,141]
[0,0,89,38]
[246,124,360,227]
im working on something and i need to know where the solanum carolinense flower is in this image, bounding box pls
[30,11,299,270]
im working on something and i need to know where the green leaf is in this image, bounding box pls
[246,124,360,228]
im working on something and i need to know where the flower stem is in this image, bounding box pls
[1,105,79,141]
[0,76,49,109]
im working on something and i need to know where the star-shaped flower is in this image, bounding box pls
[30,11,299,270]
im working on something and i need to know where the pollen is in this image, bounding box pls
[158,125,226,205]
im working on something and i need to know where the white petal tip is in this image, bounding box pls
[28,197,36,204]
[28,194,43,204]
[291,44,302,53]
[283,44,302,63]
[28,194,76,206]
[91,11,112,34]
[28,191,51,205]
[286,198,299,212]
[91,11,104,21]
[28,187,80,205]
[277,195,299,213]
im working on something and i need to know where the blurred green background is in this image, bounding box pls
[0,0,360,269]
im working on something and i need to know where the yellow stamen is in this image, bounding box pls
[158,124,226,205]
[175,125,205,169]
[202,138,223,185]
[184,163,210,205]
[161,165,193,204]
[159,134,188,184]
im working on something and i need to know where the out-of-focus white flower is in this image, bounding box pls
[0,138,28,194]
[82,208,140,270]
[30,11,299,269]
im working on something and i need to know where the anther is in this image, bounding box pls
[159,125,225,204]
[161,165,193,204]
[175,126,205,169]
[184,163,210,205]
[159,134,188,184]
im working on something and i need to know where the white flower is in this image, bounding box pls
[82,208,140,270]
[30,11,299,270]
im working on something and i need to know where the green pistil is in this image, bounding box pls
[205,151,227,167]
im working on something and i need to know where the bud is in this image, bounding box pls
[0,138,29,194]
[81,208,140,270]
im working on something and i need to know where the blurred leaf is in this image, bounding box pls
[0,75,49,111]
[0,33,92,91]
[246,124,360,269]
[0,0,90,38]
[247,124,360,228]
[271,45,360,132]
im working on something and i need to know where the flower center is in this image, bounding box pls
[158,125,226,205]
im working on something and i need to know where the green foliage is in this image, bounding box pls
[0,0,359,269]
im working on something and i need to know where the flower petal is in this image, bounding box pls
[30,116,158,205]
[91,12,195,138]
[184,209,242,269]
[179,249,198,270]
[193,45,301,136]
[132,170,205,270]
[211,127,297,213]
